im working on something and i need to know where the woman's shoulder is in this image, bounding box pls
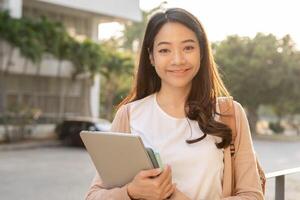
[216,97,247,126]
[216,96,243,112]
[126,94,155,111]
[115,94,155,119]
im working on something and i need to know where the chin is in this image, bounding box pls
[167,80,192,90]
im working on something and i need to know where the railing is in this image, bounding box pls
[266,167,300,200]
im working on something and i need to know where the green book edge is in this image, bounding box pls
[145,147,163,169]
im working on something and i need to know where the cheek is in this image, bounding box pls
[153,65,164,78]
[152,52,166,64]
[152,55,168,72]
[189,65,200,80]
[187,53,201,72]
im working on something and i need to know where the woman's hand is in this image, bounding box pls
[127,165,176,200]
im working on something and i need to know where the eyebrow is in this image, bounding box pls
[156,39,197,47]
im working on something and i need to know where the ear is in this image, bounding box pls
[149,52,155,66]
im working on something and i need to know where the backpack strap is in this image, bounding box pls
[219,97,236,156]
[219,96,236,195]
[219,97,266,195]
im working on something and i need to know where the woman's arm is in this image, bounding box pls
[222,102,264,200]
[85,173,131,200]
[86,165,176,200]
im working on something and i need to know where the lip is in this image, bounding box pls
[167,68,191,75]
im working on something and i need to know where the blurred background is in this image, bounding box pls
[0,0,299,199]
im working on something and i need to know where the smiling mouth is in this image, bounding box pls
[167,68,191,73]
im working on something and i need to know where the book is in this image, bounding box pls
[146,147,160,168]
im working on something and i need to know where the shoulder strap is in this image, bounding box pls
[219,96,237,147]
[219,97,266,195]
[219,96,237,195]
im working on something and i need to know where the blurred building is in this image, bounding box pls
[0,0,141,123]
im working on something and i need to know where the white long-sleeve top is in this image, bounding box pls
[129,93,224,200]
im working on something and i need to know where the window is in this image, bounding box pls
[6,93,18,110]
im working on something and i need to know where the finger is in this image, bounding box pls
[163,183,176,199]
[156,165,171,185]
[160,169,172,191]
[139,168,162,178]
[161,178,172,194]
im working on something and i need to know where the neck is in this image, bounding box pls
[156,85,191,108]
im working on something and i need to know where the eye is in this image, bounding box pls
[184,45,195,51]
[158,48,170,54]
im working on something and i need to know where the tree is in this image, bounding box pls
[271,35,300,134]
[99,42,134,120]
[0,11,106,79]
[98,2,167,118]
[0,11,109,140]
[122,2,167,52]
[213,33,299,134]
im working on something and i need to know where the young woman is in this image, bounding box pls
[86,8,264,200]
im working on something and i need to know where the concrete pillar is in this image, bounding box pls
[90,17,99,41]
[2,0,22,18]
[90,74,100,118]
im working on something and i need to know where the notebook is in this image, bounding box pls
[80,131,162,188]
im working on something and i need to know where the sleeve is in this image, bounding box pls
[85,105,132,200]
[222,102,264,200]
[169,189,191,200]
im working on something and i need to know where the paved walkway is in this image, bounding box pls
[0,139,299,200]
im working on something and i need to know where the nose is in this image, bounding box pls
[171,49,186,66]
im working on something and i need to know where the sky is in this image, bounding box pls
[99,0,300,49]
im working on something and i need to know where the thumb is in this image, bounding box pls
[139,168,162,178]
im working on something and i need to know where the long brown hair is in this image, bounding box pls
[120,8,232,148]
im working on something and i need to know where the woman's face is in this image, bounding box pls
[150,22,201,91]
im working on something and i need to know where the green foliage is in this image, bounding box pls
[122,10,148,51]
[100,41,134,78]
[0,11,104,77]
[68,39,105,78]
[214,34,277,109]
[214,33,300,133]
[271,36,300,118]
[122,2,167,52]
[0,11,137,121]
[98,3,167,118]
[214,33,300,108]
[0,11,44,63]
[99,41,134,120]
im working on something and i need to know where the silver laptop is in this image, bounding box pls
[80,131,155,188]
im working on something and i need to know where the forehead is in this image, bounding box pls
[154,22,198,45]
